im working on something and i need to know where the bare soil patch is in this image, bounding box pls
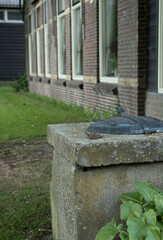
[0,138,53,189]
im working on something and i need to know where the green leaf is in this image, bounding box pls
[120,202,142,220]
[152,185,163,195]
[127,214,146,240]
[145,228,161,240]
[161,231,163,240]
[95,218,123,240]
[134,182,156,203]
[120,192,143,204]
[121,203,131,220]
[154,194,163,215]
[127,209,160,240]
[144,209,157,225]
[119,230,129,240]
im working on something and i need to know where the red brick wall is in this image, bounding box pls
[25,0,163,120]
[25,0,118,113]
[83,1,99,78]
[118,0,148,116]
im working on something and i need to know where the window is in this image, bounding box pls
[57,0,66,78]
[0,10,22,23]
[99,0,118,83]
[72,0,80,5]
[158,0,163,93]
[58,0,65,14]
[36,5,42,76]
[28,14,33,75]
[44,0,51,77]
[8,11,22,20]
[71,0,83,80]
[0,11,4,20]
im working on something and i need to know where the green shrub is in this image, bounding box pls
[13,72,28,92]
[95,181,163,240]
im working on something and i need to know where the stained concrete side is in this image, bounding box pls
[50,152,163,240]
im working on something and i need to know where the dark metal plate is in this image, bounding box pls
[87,116,163,135]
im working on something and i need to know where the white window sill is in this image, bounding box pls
[45,74,51,78]
[0,20,24,23]
[100,76,118,84]
[158,88,163,94]
[72,75,83,81]
[58,74,66,80]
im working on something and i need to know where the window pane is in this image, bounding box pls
[60,16,66,74]
[58,0,65,14]
[37,7,41,28]
[102,0,118,77]
[74,7,83,75]
[44,25,51,76]
[0,11,4,20]
[72,0,80,6]
[8,11,22,20]
[37,29,42,74]
[28,35,33,74]
[28,15,31,33]
[48,40,51,75]
[44,1,47,24]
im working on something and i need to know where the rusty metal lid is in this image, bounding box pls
[87,116,163,135]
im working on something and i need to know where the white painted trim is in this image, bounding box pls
[158,0,163,93]
[57,3,66,79]
[59,74,66,80]
[36,3,42,77]
[28,35,33,76]
[100,76,118,84]
[72,75,83,81]
[71,1,83,81]
[99,0,118,84]
[99,0,102,79]
[43,0,50,78]
[28,13,33,76]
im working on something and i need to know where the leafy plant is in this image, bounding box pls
[12,72,28,92]
[95,182,163,240]
[84,103,118,121]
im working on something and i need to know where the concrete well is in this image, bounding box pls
[47,123,163,240]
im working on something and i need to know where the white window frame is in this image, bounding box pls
[0,9,23,23]
[28,13,33,75]
[158,0,163,93]
[71,0,83,81]
[36,4,42,77]
[99,0,118,84]
[44,0,50,78]
[57,0,66,79]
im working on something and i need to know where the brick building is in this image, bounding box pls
[24,0,163,119]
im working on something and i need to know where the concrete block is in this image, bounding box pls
[47,123,163,240]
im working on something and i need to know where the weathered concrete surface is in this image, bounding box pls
[47,123,163,240]
[47,123,163,167]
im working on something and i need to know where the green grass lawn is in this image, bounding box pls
[0,86,91,143]
[0,86,93,240]
[0,140,52,240]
